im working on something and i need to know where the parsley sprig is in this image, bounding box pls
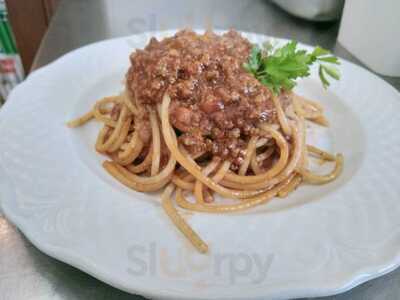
[243,41,340,94]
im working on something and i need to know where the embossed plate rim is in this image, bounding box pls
[1,30,400,300]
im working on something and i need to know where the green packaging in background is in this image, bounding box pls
[0,0,24,104]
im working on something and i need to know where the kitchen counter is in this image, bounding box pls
[1,1,399,299]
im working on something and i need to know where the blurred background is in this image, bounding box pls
[0,1,399,299]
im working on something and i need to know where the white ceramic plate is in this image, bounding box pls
[1,30,400,300]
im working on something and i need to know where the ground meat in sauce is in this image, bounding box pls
[126,29,291,167]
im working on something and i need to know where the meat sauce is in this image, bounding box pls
[126,29,290,167]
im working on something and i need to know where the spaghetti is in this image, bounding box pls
[68,30,343,253]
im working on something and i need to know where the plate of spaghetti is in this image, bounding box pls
[1,29,400,300]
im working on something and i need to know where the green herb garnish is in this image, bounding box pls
[243,41,340,94]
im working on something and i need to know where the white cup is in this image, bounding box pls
[272,0,344,21]
[338,0,400,77]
